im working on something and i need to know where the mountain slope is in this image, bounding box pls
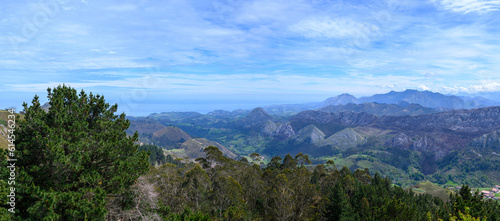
[180,138,238,159]
[320,102,437,116]
[128,119,239,160]
[127,119,166,135]
[264,90,498,116]
[321,93,359,106]
[261,106,500,159]
[238,107,273,126]
[468,130,500,155]
[377,106,500,134]
[153,126,192,145]
[359,89,466,108]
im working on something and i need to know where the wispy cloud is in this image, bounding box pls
[2,0,500,113]
[290,17,379,40]
[443,81,500,94]
[435,0,500,14]
[4,71,439,98]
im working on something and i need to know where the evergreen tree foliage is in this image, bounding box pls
[135,146,500,220]
[12,85,149,220]
[138,144,166,165]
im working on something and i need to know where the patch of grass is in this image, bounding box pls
[357,160,373,169]
[169,149,184,153]
[241,145,257,153]
[474,188,491,192]
[0,110,24,122]
[331,157,354,169]
[445,180,458,186]
[0,137,9,150]
[413,181,442,192]
[412,181,452,202]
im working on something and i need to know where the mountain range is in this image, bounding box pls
[126,89,500,187]
[2,89,499,189]
[264,89,499,115]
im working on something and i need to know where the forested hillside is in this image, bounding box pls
[108,146,500,220]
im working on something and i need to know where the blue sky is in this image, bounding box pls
[2,0,500,115]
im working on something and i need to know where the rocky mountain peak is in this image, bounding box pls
[322,93,358,106]
[330,111,378,127]
[245,107,272,123]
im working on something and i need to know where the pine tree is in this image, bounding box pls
[14,85,149,220]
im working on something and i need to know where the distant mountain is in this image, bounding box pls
[359,89,464,109]
[153,126,192,146]
[459,91,500,103]
[262,93,361,115]
[360,89,500,109]
[41,102,51,112]
[320,102,437,116]
[263,102,322,116]
[294,124,325,145]
[148,111,204,121]
[127,119,166,134]
[263,89,499,116]
[180,138,238,159]
[206,109,249,119]
[461,96,500,108]
[236,107,279,135]
[240,107,273,125]
[321,93,359,106]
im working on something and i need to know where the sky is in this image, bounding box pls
[2,0,500,115]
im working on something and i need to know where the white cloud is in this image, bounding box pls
[468,81,500,92]
[418,85,432,91]
[234,0,311,24]
[290,17,379,40]
[441,81,500,93]
[435,0,500,14]
[6,75,168,92]
[3,0,500,106]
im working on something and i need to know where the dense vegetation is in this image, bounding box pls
[139,144,167,165]
[111,146,500,220]
[1,86,149,220]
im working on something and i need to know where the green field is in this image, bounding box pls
[412,181,454,202]
[445,180,458,186]
[473,188,493,192]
